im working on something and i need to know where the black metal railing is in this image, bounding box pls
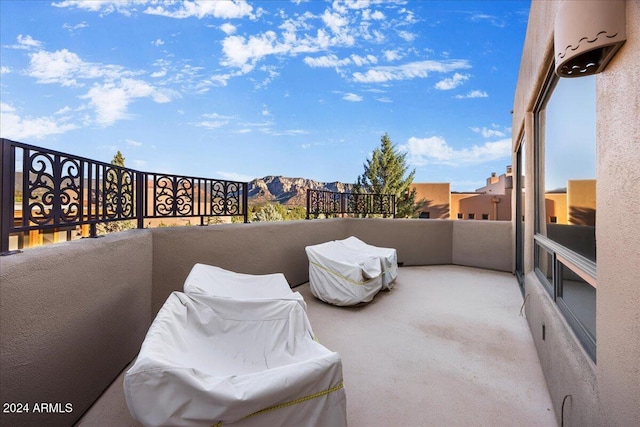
[306,189,396,219]
[1,139,248,253]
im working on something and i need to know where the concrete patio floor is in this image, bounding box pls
[78,265,557,427]
[296,265,558,427]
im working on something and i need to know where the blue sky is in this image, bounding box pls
[1,0,530,191]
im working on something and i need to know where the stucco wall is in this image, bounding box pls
[452,220,513,272]
[513,1,640,426]
[345,218,454,266]
[0,230,153,427]
[524,275,598,427]
[595,1,640,424]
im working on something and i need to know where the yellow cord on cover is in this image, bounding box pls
[212,381,344,427]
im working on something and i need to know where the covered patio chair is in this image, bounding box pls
[336,236,398,290]
[124,292,347,427]
[305,236,398,306]
[183,263,307,309]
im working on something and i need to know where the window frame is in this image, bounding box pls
[533,65,597,362]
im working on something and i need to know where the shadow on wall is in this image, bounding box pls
[570,207,596,227]
[419,200,450,219]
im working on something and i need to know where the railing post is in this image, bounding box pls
[136,171,144,229]
[1,139,14,253]
[393,195,397,218]
[243,182,249,223]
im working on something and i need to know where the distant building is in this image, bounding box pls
[412,166,514,221]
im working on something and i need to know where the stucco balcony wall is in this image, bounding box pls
[0,218,513,427]
[0,230,153,427]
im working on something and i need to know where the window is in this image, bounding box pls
[457,213,463,219]
[482,214,489,220]
[468,213,475,220]
[515,136,526,288]
[419,211,430,219]
[534,70,597,361]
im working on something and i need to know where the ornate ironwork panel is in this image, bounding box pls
[25,150,83,226]
[144,173,246,221]
[1,138,249,253]
[306,189,395,219]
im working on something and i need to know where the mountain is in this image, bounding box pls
[248,176,354,206]
[12,171,353,207]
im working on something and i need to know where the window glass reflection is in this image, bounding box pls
[559,263,596,341]
[542,76,596,262]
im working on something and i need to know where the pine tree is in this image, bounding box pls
[355,133,418,218]
[112,150,125,167]
[96,151,136,234]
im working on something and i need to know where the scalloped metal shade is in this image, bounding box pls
[554,0,626,77]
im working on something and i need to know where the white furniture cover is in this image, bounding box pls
[184,263,305,307]
[305,236,398,306]
[124,292,347,427]
[338,236,398,290]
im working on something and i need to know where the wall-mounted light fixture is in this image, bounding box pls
[554,0,626,77]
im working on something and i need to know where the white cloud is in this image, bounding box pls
[470,13,505,28]
[397,30,416,42]
[1,102,16,113]
[322,9,349,34]
[195,120,228,129]
[220,23,237,35]
[435,73,469,90]
[304,54,351,68]
[27,49,138,87]
[371,10,385,20]
[376,97,392,103]
[126,138,143,147]
[350,54,377,66]
[53,0,137,16]
[151,39,164,46]
[6,35,44,50]
[193,112,236,129]
[54,0,255,19]
[145,0,254,19]
[63,21,88,32]
[353,59,471,83]
[399,136,511,166]
[455,90,489,99]
[301,143,311,149]
[263,129,309,136]
[470,126,506,138]
[384,50,400,61]
[54,106,73,115]
[25,48,178,125]
[81,79,176,126]
[1,66,11,74]
[203,112,235,120]
[343,93,363,102]
[0,103,78,140]
[220,26,333,74]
